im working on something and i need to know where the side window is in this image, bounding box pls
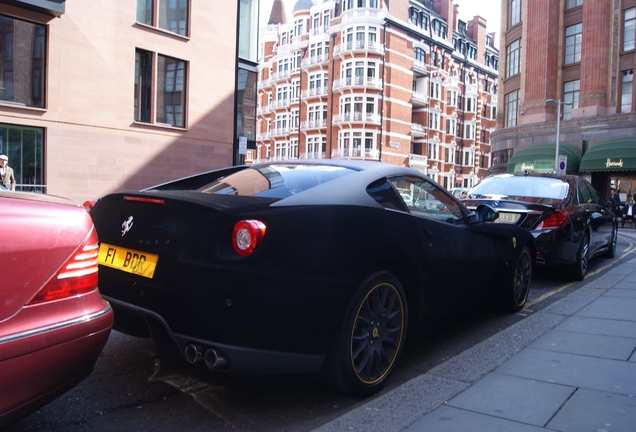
[577,181,593,204]
[387,176,464,224]
[582,181,603,205]
[366,179,407,211]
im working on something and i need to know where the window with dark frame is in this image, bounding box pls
[564,23,582,64]
[136,0,189,37]
[562,80,580,120]
[621,70,634,113]
[134,49,152,123]
[134,49,187,128]
[0,124,44,192]
[508,0,522,28]
[506,39,521,78]
[0,15,46,108]
[624,8,635,52]
[158,55,186,127]
[505,89,519,128]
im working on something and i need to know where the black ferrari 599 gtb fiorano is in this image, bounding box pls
[90,160,535,396]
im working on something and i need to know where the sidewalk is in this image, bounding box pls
[316,232,636,432]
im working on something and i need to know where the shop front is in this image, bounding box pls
[579,138,636,203]
[506,143,581,174]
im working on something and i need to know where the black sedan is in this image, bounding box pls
[90,160,534,396]
[464,173,618,280]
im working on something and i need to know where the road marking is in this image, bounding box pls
[148,357,242,427]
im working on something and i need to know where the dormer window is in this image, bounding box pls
[409,7,430,31]
[432,19,446,39]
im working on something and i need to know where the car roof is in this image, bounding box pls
[245,160,432,208]
[487,172,580,181]
[252,159,417,178]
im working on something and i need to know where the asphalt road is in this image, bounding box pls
[7,233,635,432]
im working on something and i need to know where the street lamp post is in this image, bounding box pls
[546,99,572,174]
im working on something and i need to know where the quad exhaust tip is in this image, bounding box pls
[184,344,229,370]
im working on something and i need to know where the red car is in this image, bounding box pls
[0,192,113,428]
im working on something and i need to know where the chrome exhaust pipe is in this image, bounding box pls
[204,348,228,369]
[184,344,202,364]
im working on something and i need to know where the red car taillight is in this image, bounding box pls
[28,228,100,305]
[82,200,95,211]
[536,209,570,230]
[232,220,266,257]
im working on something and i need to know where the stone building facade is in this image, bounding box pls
[0,0,259,203]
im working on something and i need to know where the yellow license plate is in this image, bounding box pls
[496,212,519,224]
[98,243,159,279]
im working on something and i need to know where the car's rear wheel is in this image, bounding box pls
[508,245,533,312]
[326,271,407,396]
[603,224,618,258]
[570,233,590,281]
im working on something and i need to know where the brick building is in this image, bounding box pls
[0,0,259,203]
[254,0,499,191]
[495,0,636,199]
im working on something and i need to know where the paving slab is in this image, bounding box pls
[620,270,636,283]
[555,316,636,339]
[446,373,574,426]
[496,349,636,396]
[528,329,636,360]
[605,288,636,298]
[403,405,548,432]
[547,388,636,432]
[614,280,636,290]
[575,296,636,322]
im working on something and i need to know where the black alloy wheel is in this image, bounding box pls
[603,224,618,259]
[571,233,590,281]
[327,271,406,396]
[508,246,533,312]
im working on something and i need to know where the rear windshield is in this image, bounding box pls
[469,175,569,200]
[198,164,355,198]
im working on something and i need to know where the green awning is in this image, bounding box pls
[579,138,636,172]
[507,143,581,173]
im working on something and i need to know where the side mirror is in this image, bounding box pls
[470,204,499,223]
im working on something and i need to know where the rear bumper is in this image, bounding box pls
[533,230,579,266]
[0,302,113,427]
[106,296,325,375]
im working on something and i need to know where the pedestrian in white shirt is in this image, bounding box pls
[622,199,635,228]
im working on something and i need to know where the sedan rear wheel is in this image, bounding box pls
[570,233,590,281]
[508,246,533,312]
[327,272,406,396]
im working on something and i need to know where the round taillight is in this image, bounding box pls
[232,220,266,257]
